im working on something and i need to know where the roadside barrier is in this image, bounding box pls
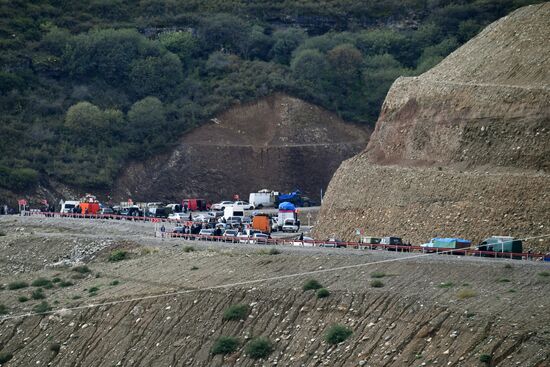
[160,232,548,261]
[27,211,548,261]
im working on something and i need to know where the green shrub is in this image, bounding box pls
[190,266,199,270]
[31,288,46,300]
[183,246,195,253]
[316,288,330,298]
[52,277,61,283]
[59,280,74,288]
[88,286,99,293]
[50,342,61,354]
[71,273,86,280]
[503,263,513,269]
[269,248,281,255]
[538,271,550,277]
[245,337,273,359]
[71,295,81,300]
[18,296,29,302]
[0,352,13,363]
[325,324,352,345]
[302,279,322,291]
[32,278,53,287]
[0,231,6,236]
[72,265,91,274]
[212,336,240,355]
[370,280,384,288]
[497,278,511,283]
[33,301,51,313]
[110,280,120,286]
[479,354,492,364]
[8,281,29,290]
[108,249,128,262]
[370,271,385,278]
[457,288,477,299]
[438,282,454,288]
[0,304,8,315]
[223,304,250,321]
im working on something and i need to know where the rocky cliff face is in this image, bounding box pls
[315,3,550,251]
[112,94,369,202]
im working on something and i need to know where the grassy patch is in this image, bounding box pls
[0,352,13,364]
[269,248,281,255]
[32,278,53,288]
[8,281,29,290]
[223,304,250,321]
[212,336,239,355]
[245,337,273,359]
[51,277,61,283]
[59,280,74,288]
[497,278,511,283]
[31,288,46,300]
[479,354,492,364]
[508,289,516,293]
[18,296,29,303]
[72,265,91,274]
[370,271,386,278]
[438,282,454,288]
[316,288,330,298]
[108,249,128,262]
[302,279,322,291]
[71,295,81,300]
[190,266,199,270]
[457,288,477,299]
[538,271,550,277]
[183,246,195,253]
[88,286,99,293]
[503,263,513,269]
[0,231,6,236]
[110,280,120,286]
[0,304,8,315]
[325,324,353,345]
[33,301,51,314]
[370,280,384,288]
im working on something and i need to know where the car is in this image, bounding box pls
[237,232,251,243]
[252,233,269,244]
[226,216,243,226]
[320,236,345,248]
[292,236,314,246]
[211,201,234,211]
[172,226,185,234]
[100,207,115,215]
[223,229,239,241]
[380,236,408,251]
[282,218,299,232]
[198,229,215,240]
[168,212,187,220]
[232,201,255,210]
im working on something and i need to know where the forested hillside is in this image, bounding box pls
[0,0,544,193]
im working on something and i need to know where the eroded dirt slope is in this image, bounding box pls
[315,3,550,245]
[0,217,549,366]
[112,94,370,202]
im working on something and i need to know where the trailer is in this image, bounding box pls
[477,236,522,254]
[249,189,277,208]
[252,214,271,233]
[421,238,471,253]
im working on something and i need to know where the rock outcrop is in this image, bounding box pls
[112,94,369,202]
[315,3,550,251]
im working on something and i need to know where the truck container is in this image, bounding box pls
[182,198,208,211]
[477,236,522,253]
[421,238,471,252]
[249,190,277,208]
[252,214,271,233]
[277,202,296,230]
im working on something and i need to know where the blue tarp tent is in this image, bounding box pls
[277,190,301,201]
[278,202,296,211]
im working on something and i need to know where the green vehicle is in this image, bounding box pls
[421,238,471,253]
[476,236,523,254]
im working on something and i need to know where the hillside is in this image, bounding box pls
[314,3,550,249]
[0,217,549,366]
[1,0,546,204]
[112,94,369,201]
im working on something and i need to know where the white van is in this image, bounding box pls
[60,200,79,213]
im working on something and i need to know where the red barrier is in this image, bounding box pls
[31,211,545,261]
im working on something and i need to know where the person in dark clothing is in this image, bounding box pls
[214,227,222,237]
[296,218,301,230]
[299,233,304,241]
[188,213,192,221]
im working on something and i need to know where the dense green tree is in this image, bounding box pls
[291,49,329,87]
[271,28,307,64]
[127,97,167,154]
[198,14,248,54]
[158,31,197,64]
[129,53,184,99]
[65,102,107,141]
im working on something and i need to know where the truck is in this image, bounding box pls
[224,206,244,220]
[252,214,271,233]
[421,238,471,253]
[60,200,80,214]
[182,198,209,212]
[275,190,315,207]
[476,236,523,255]
[249,190,278,209]
[276,202,297,231]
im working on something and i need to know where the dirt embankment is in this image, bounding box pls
[112,94,370,202]
[315,3,550,247]
[0,217,549,366]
